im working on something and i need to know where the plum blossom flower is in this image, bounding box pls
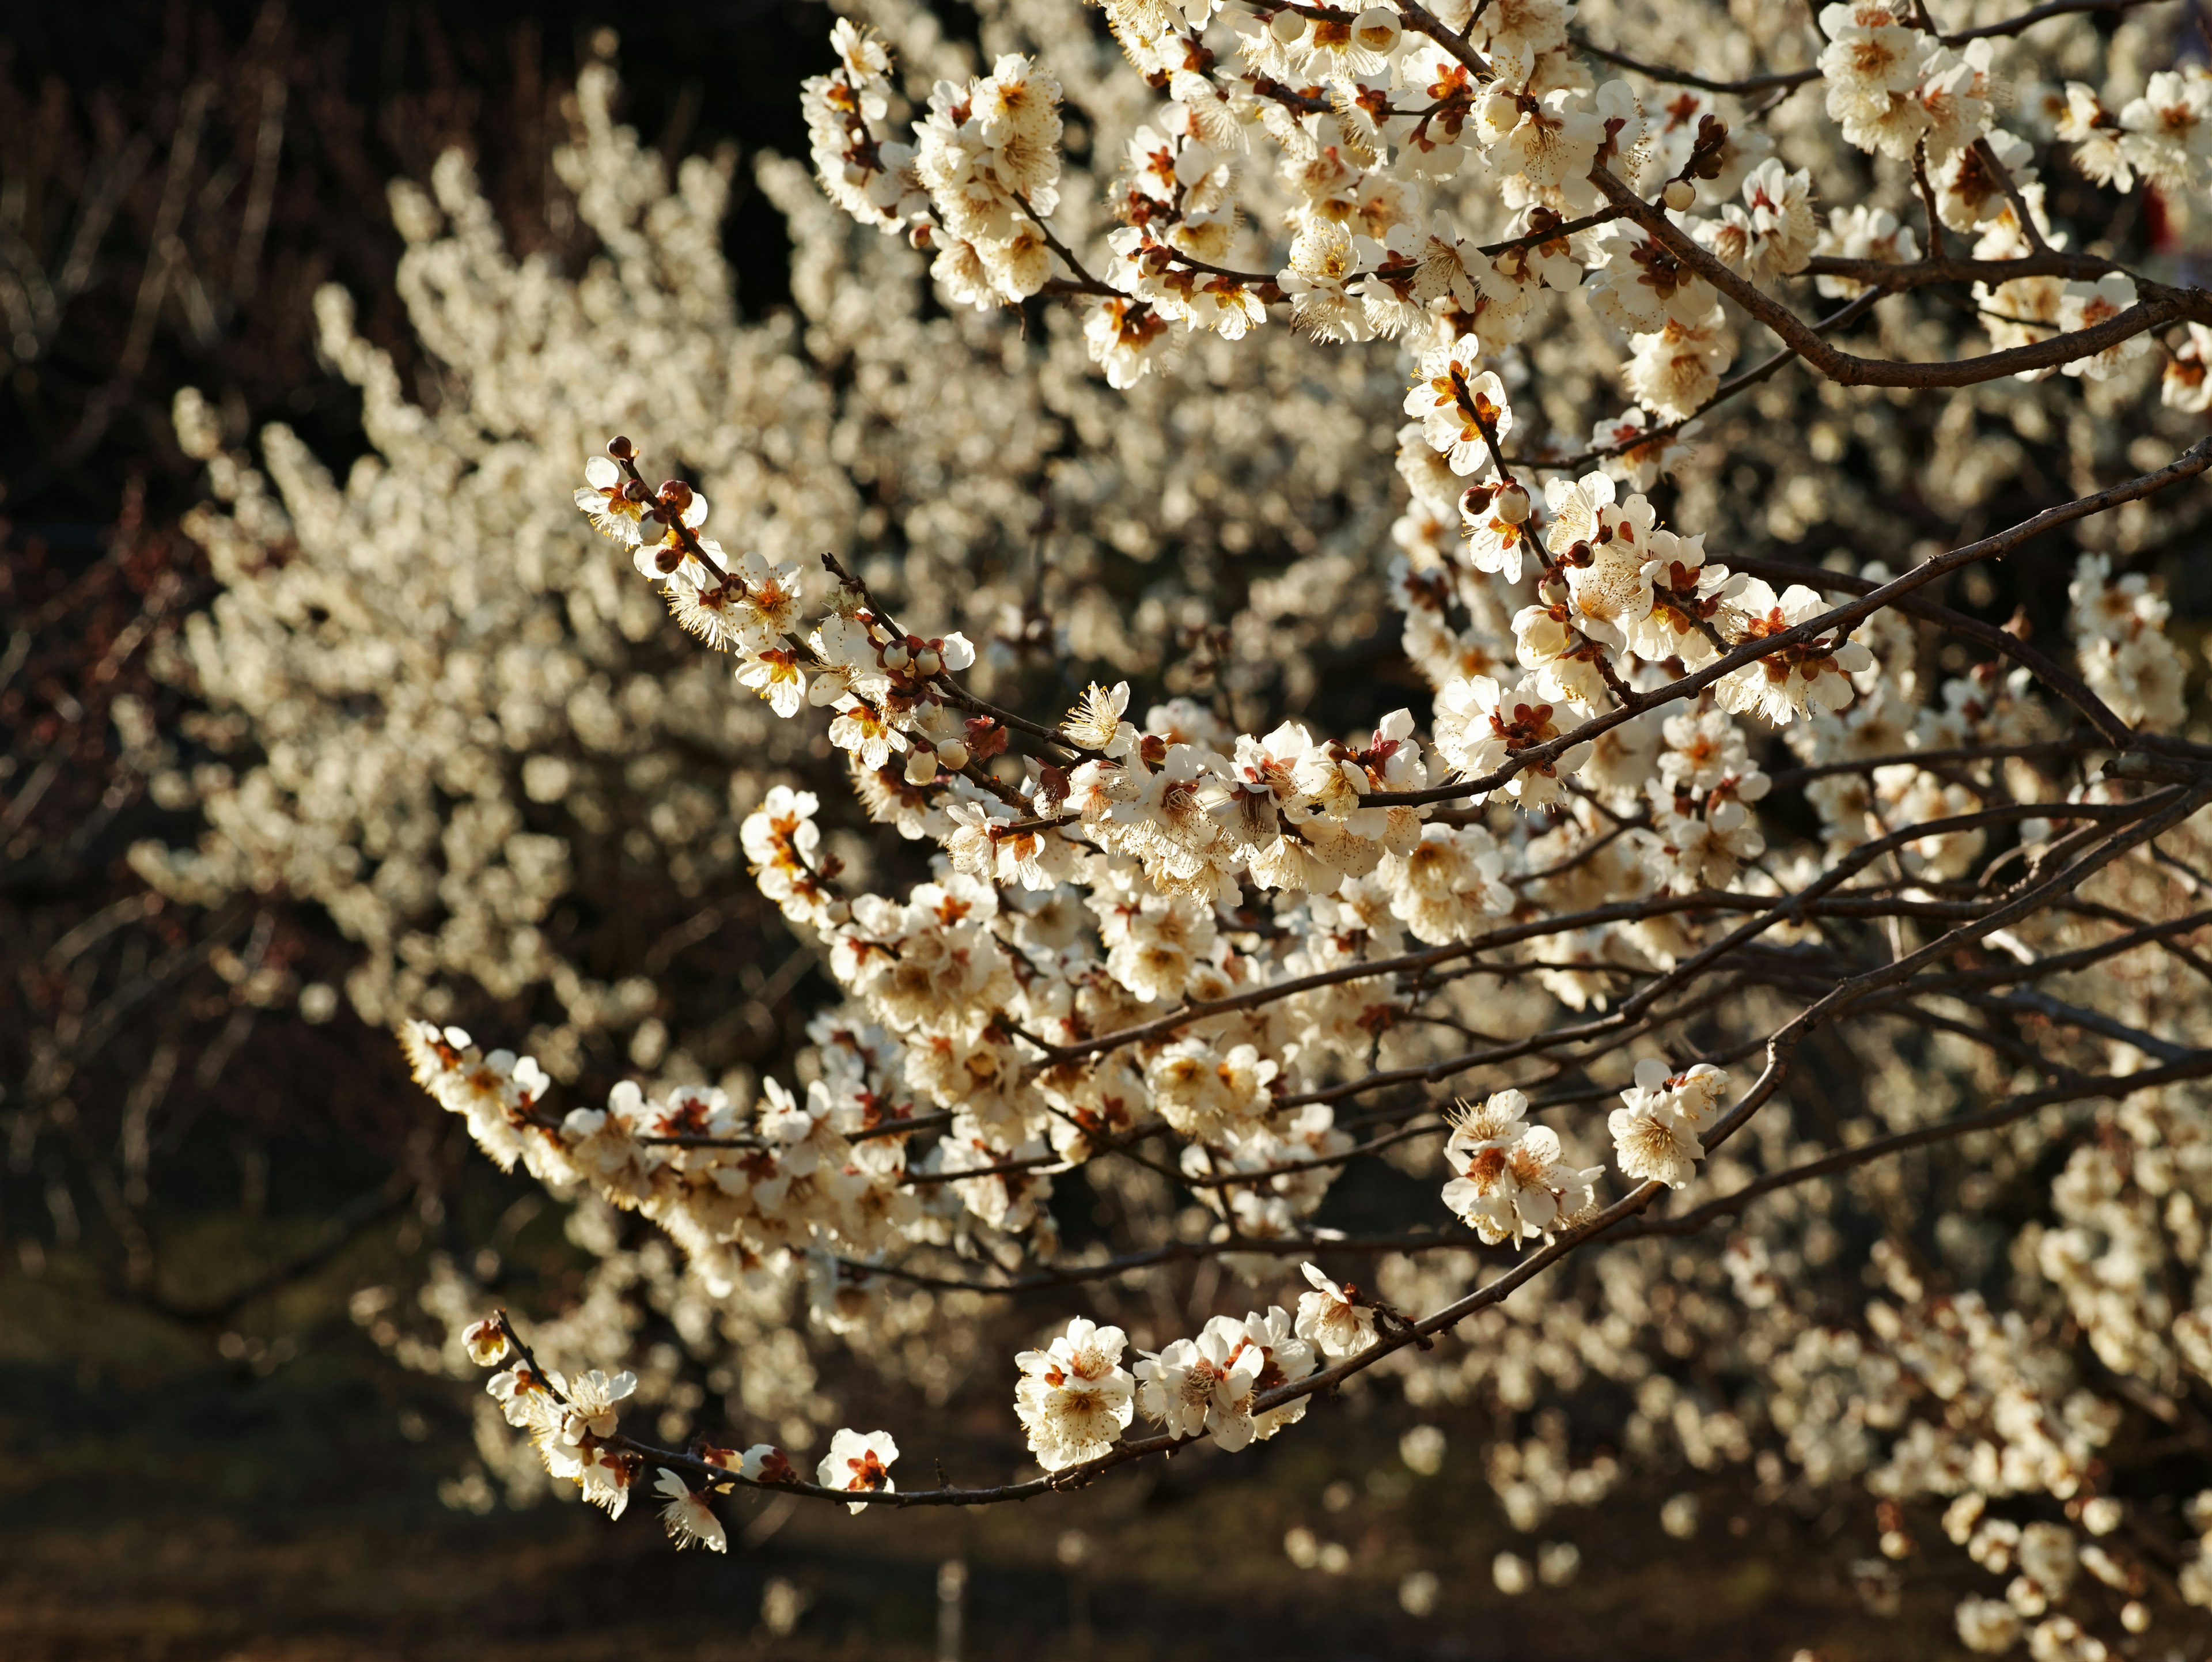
[1279,220,1373,343]
[1135,1316,1264,1447]
[2117,67,2212,188]
[654,1470,728,1551]
[1820,3,1934,160]
[817,1428,900,1512]
[1629,529,1738,666]
[1294,1263,1377,1360]
[1478,85,1603,187]
[1086,297,1171,387]
[2164,321,2212,414]
[1016,1317,1137,1471]
[1431,673,1594,807]
[1608,1058,1730,1187]
[2056,274,2150,381]
[1440,1090,1602,1245]
[1585,223,1716,335]
[574,455,646,544]
[1715,580,1872,725]
[2058,82,2131,189]
[828,695,908,768]
[559,1368,638,1445]
[1063,680,1137,756]
[1404,340,1513,476]
[737,642,809,717]
[1814,205,1920,297]
[1592,408,1697,492]
[1465,478,1540,581]
[463,1317,509,1366]
[1626,306,1732,422]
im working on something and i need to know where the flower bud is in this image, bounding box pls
[935,739,970,771]
[1268,7,1306,44]
[915,646,944,676]
[654,544,685,575]
[1662,179,1695,211]
[884,641,911,671]
[622,479,653,503]
[658,479,694,513]
[605,434,635,461]
[1494,482,1531,524]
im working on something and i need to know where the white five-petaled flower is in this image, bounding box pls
[1015,1316,1137,1471]
[654,1469,728,1551]
[1629,529,1738,666]
[463,1318,509,1366]
[1439,1090,1602,1246]
[1477,84,1604,187]
[2117,66,2212,188]
[1406,342,1514,478]
[828,695,908,769]
[1294,1263,1377,1359]
[737,641,809,717]
[558,1367,638,1444]
[1463,478,1539,582]
[2056,274,2150,381]
[1130,1304,1320,1449]
[1819,2,1934,160]
[1432,673,1594,808]
[574,454,646,544]
[1608,1058,1731,1188]
[1278,219,1373,344]
[1063,680,1137,756]
[1715,580,1873,725]
[817,1427,900,1512]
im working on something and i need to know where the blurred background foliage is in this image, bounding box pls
[0,2,2187,1657]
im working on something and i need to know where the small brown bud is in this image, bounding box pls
[658,479,694,512]
[654,544,684,574]
[1692,120,1732,179]
[605,435,636,461]
[622,479,652,503]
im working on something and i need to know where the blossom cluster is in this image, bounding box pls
[149,0,2212,1646]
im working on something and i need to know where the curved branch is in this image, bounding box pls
[1505,289,1882,471]
[1367,437,2212,809]
[1593,165,2211,388]
[1567,32,1819,96]
[1626,1049,2212,1240]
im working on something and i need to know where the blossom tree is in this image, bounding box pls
[155,0,2212,1646]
